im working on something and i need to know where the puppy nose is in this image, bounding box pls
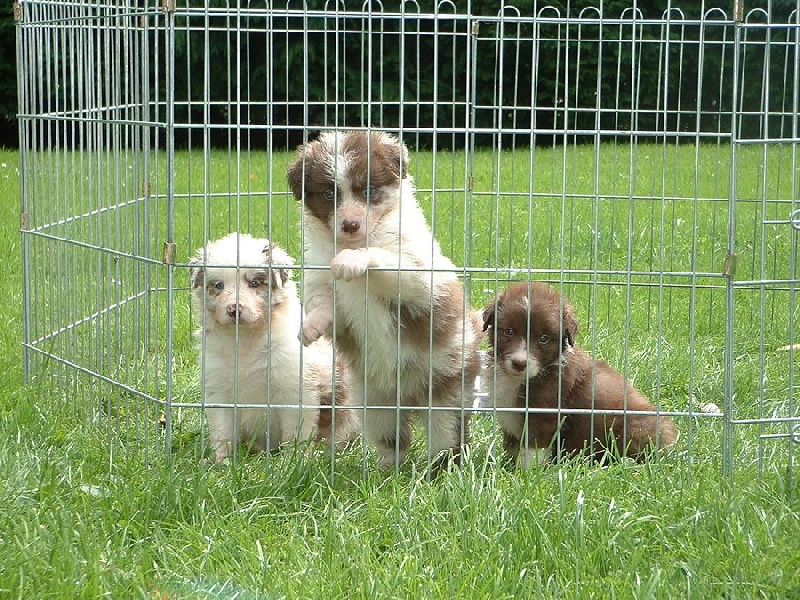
[342,219,361,234]
[226,303,243,317]
[511,357,528,372]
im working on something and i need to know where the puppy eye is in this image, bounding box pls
[249,279,263,288]
[502,328,514,337]
[324,190,335,200]
[213,281,224,290]
[364,186,375,198]
[539,335,550,344]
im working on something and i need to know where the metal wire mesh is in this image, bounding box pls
[16,1,799,480]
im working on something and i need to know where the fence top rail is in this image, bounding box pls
[14,1,800,27]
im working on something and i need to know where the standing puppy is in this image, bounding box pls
[190,232,356,463]
[483,282,677,466]
[288,130,481,472]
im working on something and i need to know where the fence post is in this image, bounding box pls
[15,1,34,383]
[162,0,176,459]
[722,0,745,481]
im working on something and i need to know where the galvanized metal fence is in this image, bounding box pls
[16,1,799,481]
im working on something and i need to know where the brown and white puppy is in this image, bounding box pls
[483,282,677,466]
[287,130,481,472]
[189,232,357,463]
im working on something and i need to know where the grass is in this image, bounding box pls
[3,143,800,598]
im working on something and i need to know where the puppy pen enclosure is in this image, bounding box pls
[16,1,798,482]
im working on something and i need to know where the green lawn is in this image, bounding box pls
[2,144,799,598]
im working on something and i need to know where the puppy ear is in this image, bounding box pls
[286,145,307,200]
[270,268,289,289]
[383,132,410,179]
[482,301,497,332]
[262,242,290,289]
[396,140,410,179]
[188,256,204,289]
[562,301,578,348]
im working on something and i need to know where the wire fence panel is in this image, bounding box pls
[16,1,799,484]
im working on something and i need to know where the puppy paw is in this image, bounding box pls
[211,445,231,464]
[331,249,369,281]
[377,451,398,470]
[301,311,333,345]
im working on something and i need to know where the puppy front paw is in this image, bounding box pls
[301,310,333,345]
[331,249,369,281]
[211,442,231,464]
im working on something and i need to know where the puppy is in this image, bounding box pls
[189,232,357,463]
[287,130,481,472]
[483,282,677,466]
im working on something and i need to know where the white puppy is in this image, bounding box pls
[287,131,481,473]
[189,232,356,463]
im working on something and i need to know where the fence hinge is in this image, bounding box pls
[162,0,176,13]
[468,175,475,191]
[13,2,22,22]
[723,253,737,278]
[471,20,480,36]
[20,211,29,230]
[143,179,151,197]
[162,241,177,265]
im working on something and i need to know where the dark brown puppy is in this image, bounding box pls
[483,282,677,466]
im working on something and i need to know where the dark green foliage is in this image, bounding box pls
[160,0,800,149]
[7,1,800,149]
[0,4,17,146]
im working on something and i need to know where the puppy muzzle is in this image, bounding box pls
[503,353,542,379]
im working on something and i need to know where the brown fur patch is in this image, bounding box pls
[385,278,467,351]
[287,131,408,227]
[484,281,577,357]
[340,130,407,183]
